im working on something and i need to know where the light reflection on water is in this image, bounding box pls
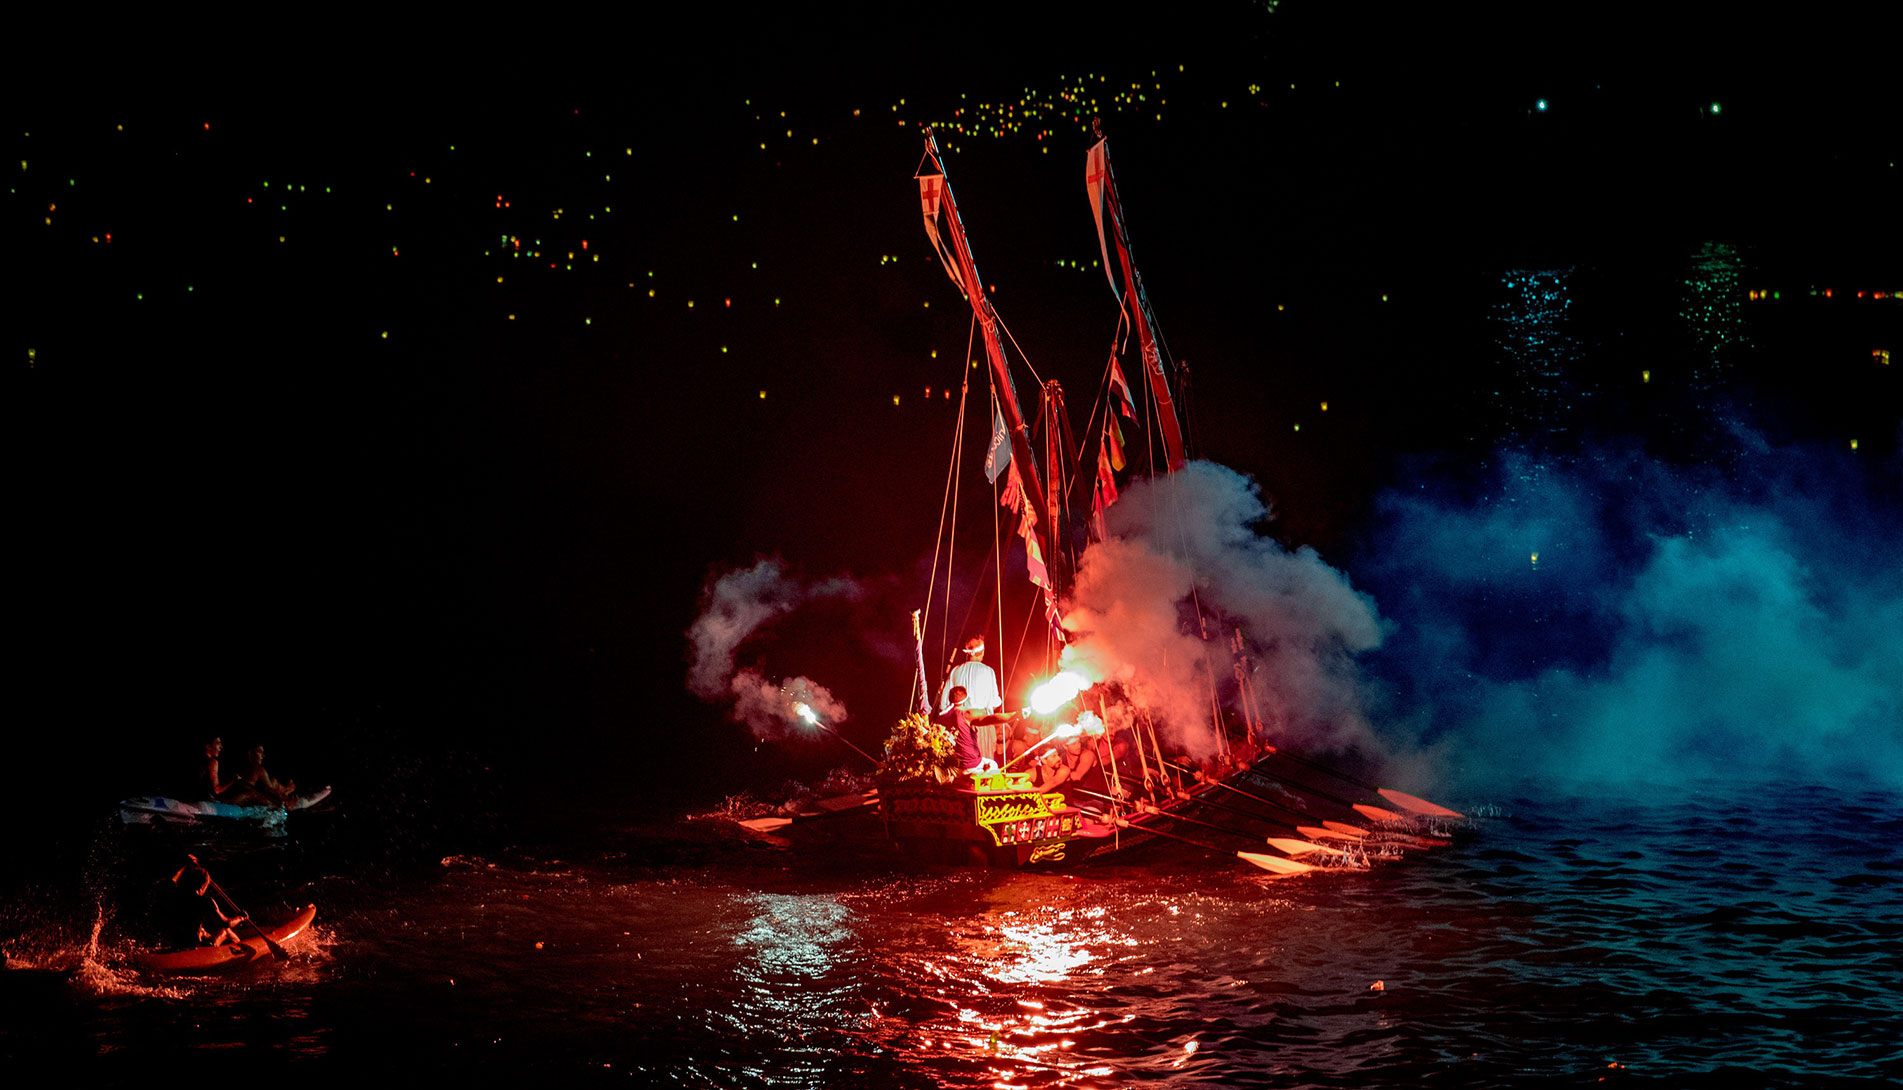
[7,783,1899,1088]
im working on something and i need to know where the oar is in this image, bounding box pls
[191,856,288,961]
[737,791,880,833]
[1160,759,1345,829]
[1074,805,1313,877]
[1265,836,1356,859]
[1241,760,1411,823]
[1068,788,1340,862]
[1260,746,1464,818]
[1158,761,1444,852]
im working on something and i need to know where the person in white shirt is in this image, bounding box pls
[939,637,1005,765]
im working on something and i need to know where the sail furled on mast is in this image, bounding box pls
[1087,135,1188,473]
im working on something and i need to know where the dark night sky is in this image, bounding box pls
[12,5,1899,835]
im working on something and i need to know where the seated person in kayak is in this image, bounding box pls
[194,735,243,802]
[167,862,246,947]
[222,743,297,806]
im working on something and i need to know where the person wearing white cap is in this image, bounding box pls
[939,637,1004,765]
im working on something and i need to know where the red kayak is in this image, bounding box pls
[133,904,318,973]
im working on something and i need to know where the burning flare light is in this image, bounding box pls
[1028,672,1093,716]
[794,701,822,727]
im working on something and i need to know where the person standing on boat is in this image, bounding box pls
[939,637,1005,764]
[935,686,985,773]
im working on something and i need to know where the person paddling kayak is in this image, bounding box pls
[166,857,247,948]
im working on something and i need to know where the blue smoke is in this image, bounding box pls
[1354,434,1903,791]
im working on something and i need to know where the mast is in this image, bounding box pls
[919,129,1054,572]
[1089,123,1188,472]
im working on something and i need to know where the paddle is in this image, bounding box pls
[189,856,289,962]
[1068,788,1340,864]
[1260,746,1465,819]
[1073,805,1314,877]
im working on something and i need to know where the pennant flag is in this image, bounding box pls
[1020,513,1050,592]
[1105,411,1127,472]
[984,406,1011,484]
[1097,443,1121,507]
[1109,355,1137,420]
[1090,479,1109,543]
[1085,140,1119,299]
[917,174,963,289]
[1000,461,1025,513]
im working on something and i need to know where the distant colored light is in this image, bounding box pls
[759,390,767,399]
[893,395,901,406]
[1642,370,1651,383]
[1536,99,1548,112]
[1710,102,1721,114]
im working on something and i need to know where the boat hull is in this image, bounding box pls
[118,787,333,831]
[878,772,1102,868]
[133,904,318,973]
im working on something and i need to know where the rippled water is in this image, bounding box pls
[5,781,1899,1087]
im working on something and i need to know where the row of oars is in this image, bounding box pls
[1070,752,1463,876]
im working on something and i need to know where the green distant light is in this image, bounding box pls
[1710,102,1722,114]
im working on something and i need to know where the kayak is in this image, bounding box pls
[133,904,318,973]
[118,786,333,830]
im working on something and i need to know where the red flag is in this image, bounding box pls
[1097,443,1121,507]
[1001,462,1025,513]
[1109,355,1137,420]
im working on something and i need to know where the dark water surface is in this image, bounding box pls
[5,782,1899,1087]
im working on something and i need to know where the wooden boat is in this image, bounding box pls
[133,904,317,973]
[868,128,1462,874]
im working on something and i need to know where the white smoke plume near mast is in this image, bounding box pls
[686,558,859,737]
[1060,461,1389,760]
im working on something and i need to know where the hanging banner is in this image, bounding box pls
[1108,355,1137,421]
[1085,140,1119,299]
[984,406,1011,484]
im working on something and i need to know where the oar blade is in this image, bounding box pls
[1266,837,1340,857]
[1378,788,1463,819]
[1353,803,1407,824]
[1320,820,1372,840]
[1237,851,1316,876]
[737,816,795,833]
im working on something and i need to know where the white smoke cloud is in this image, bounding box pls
[686,558,862,736]
[1060,461,1389,759]
[1360,439,1903,791]
[728,668,851,739]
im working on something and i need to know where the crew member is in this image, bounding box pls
[935,686,985,773]
[939,637,1007,764]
